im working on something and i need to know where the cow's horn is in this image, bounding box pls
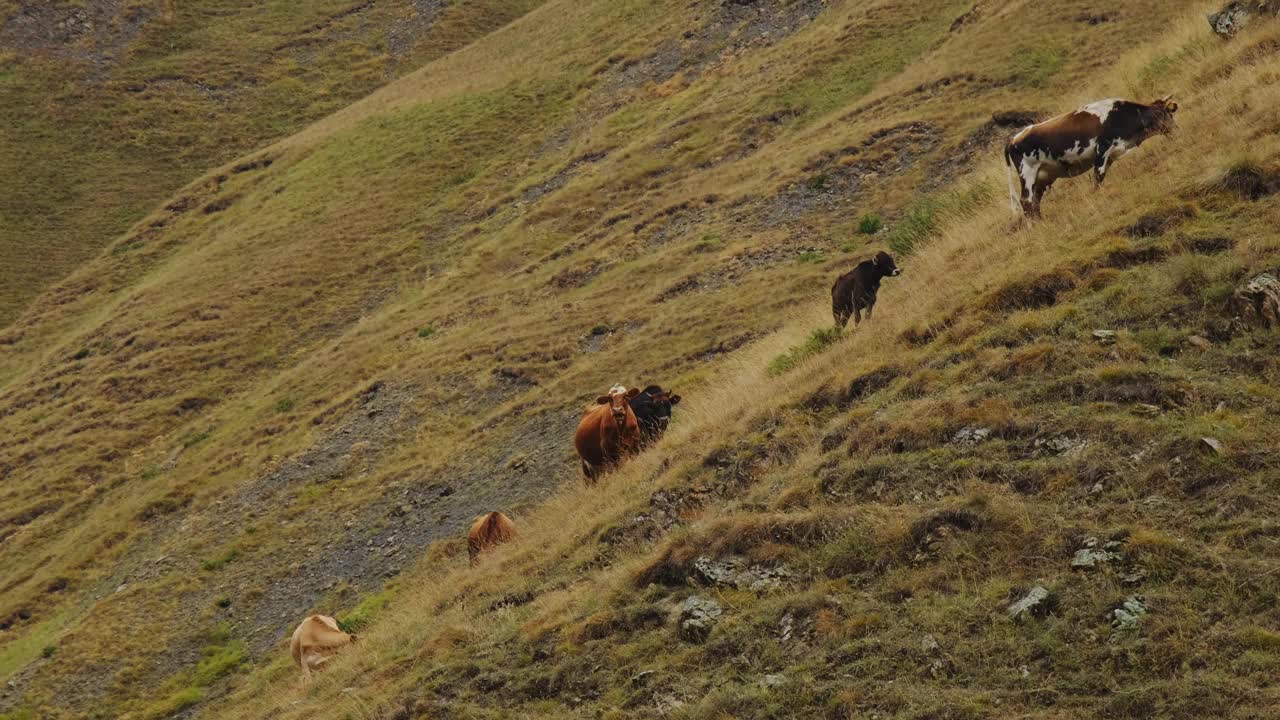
[1159,93,1174,103]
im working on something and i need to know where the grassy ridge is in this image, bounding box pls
[3,0,1274,718]
[0,0,547,327]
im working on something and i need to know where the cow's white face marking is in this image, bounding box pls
[1081,99,1119,123]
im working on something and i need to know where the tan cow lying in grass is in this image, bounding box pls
[468,511,517,566]
[290,614,355,683]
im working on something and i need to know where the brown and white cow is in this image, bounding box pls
[573,384,641,483]
[290,614,355,683]
[467,511,516,566]
[1005,96,1179,217]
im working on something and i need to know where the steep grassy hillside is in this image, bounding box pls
[0,0,545,327]
[3,0,1278,718]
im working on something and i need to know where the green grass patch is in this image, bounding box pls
[693,233,723,252]
[797,250,826,264]
[339,589,394,633]
[767,327,843,376]
[417,325,437,338]
[1012,46,1067,88]
[885,182,991,256]
[201,548,241,572]
[858,213,883,235]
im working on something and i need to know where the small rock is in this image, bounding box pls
[1007,586,1052,620]
[1111,595,1149,631]
[952,426,992,446]
[1186,335,1212,349]
[921,634,940,652]
[1122,569,1148,586]
[1092,329,1117,344]
[631,670,654,687]
[115,584,128,593]
[1199,437,1225,456]
[1071,537,1122,569]
[1035,435,1088,457]
[1090,482,1105,495]
[691,556,741,587]
[677,596,722,643]
[1209,0,1279,38]
[778,612,795,641]
[1133,403,1161,416]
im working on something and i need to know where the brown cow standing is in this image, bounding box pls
[574,384,641,483]
[1005,96,1179,217]
[290,614,355,683]
[467,511,517,565]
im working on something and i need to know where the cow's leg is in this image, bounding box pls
[1093,139,1114,186]
[581,460,596,484]
[1018,161,1039,218]
[833,295,852,329]
[301,651,313,684]
[1030,178,1052,218]
[852,304,862,326]
[865,298,875,322]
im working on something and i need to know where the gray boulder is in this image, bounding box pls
[677,596,723,643]
[1007,586,1051,620]
[691,556,741,586]
[1230,272,1280,329]
[1209,1,1279,38]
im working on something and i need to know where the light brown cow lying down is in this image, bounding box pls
[290,614,355,683]
[468,511,516,566]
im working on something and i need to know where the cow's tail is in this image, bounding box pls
[1004,144,1020,212]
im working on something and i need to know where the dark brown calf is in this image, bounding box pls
[832,251,901,328]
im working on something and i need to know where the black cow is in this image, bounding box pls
[831,251,901,328]
[629,385,681,447]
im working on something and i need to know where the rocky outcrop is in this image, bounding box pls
[1209,1,1280,38]
[690,556,794,592]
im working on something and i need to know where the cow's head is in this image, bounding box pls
[632,385,682,432]
[596,385,640,424]
[1149,95,1179,135]
[874,251,902,277]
